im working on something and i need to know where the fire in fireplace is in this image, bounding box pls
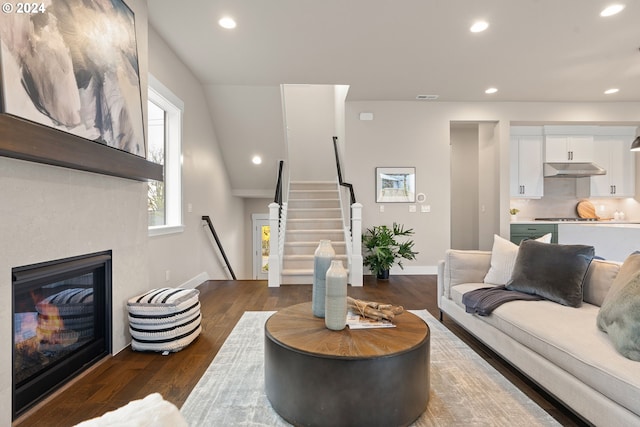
[12,251,112,419]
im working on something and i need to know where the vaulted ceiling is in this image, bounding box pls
[148,1,640,195]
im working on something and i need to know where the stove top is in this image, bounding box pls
[534,217,598,222]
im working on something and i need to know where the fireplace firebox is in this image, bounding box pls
[12,251,112,419]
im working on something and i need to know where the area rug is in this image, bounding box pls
[181,310,560,426]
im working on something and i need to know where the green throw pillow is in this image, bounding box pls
[506,240,595,307]
[597,251,640,361]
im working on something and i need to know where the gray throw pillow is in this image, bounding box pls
[506,240,595,307]
[596,252,640,361]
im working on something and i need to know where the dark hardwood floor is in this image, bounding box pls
[15,276,587,427]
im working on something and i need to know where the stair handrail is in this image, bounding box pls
[332,136,356,204]
[274,160,284,206]
[202,215,237,280]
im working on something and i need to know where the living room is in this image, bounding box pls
[2,1,640,425]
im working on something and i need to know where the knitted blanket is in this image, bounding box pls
[463,285,543,316]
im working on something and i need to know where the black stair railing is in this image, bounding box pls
[333,136,356,204]
[274,160,284,205]
[273,160,285,221]
[202,215,237,280]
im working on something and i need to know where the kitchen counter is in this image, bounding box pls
[510,221,640,261]
[558,223,640,261]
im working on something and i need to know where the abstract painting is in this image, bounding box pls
[0,0,145,157]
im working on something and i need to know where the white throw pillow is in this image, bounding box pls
[483,233,552,285]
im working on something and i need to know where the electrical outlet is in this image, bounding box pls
[422,205,431,213]
[187,203,193,213]
[409,205,417,213]
[165,270,171,281]
[379,205,385,213]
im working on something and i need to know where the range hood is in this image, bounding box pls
[543,162,606,178]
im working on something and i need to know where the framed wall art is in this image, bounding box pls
[0,0,162,181]
[376,167,416,203]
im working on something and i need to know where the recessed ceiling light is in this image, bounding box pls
[252,155,262,165]
[600,4,625,17]
[470,21,489,33]
[485,87,498,94]
[218,17,237,29]
[604,88,619,95]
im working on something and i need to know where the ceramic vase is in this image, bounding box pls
[325,260,348,331]
[312,240,335,317]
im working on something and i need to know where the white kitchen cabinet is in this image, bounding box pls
[545,135,594,162]
[510,135,543,198]
[587,137,635,197]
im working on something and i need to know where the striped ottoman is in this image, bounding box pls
[127,288,201,352]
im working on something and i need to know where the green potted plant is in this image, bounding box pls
[362,223,418,279]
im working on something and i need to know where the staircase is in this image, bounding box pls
[281,181,347,284]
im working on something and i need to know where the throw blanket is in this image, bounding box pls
[463,285,543,316]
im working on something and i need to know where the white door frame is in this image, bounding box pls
[252,214,270,280]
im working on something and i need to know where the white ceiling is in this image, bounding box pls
[149,0,640,102]
[147,1,640,195]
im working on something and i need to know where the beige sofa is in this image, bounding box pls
[437,249,640,426]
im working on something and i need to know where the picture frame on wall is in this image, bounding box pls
[0,0,161,181]
[376,167,416,203]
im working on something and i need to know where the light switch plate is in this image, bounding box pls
[379,205,385,213]
[422,205,431,213]
[409,205,417,213]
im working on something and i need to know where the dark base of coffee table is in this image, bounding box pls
[264,302,430,427]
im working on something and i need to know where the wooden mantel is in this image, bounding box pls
[0,114,163,182]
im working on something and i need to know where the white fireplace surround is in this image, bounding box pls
[0,158,151,422]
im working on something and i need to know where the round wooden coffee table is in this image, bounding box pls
[264,302,430,427]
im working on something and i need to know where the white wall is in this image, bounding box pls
[284,85,337,181]
[450,124,479,250]
[0,0,150,422]
[147,27,246,283]
[344,101,640,272]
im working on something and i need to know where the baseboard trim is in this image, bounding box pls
[181,272,210,289]
[365,266,438,275]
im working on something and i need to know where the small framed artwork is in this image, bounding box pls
[376,167,416,203]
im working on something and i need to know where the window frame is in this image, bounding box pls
[147,74,184,236]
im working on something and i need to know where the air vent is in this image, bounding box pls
[416,94,439,100]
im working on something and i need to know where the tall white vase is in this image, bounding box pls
[325,260,348,331]
[312,240,335,317]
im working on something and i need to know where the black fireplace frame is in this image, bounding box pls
[12,251,112,419]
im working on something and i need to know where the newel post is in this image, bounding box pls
[268,202,281,287]
[350,203,363,286]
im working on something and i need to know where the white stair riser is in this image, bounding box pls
[288,209,342,219]
[284,244,346,256]
[287,220,344,230]
[286,231,344,242]
[289,182,336,191]
[288,199,341,209]
[289,190,339,200]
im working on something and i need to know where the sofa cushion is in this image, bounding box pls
[506,240,595,307]
[583,259,620,307]
[597,252,640,361]
[448,285,640,418]
[483,234,551,286]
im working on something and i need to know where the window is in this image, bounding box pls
[147,74,184,235]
